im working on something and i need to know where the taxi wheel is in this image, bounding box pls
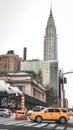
[59,117,66,124]
[35,116,42,123]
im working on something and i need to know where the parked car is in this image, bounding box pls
[0,108,12,118]
[27,109,34,116]
[29,107,70,124]
[15,110,27,120]
[33,106,46,111]
[69,111,73,116]
[27,106,46,116]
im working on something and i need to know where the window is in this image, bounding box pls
[48,109,54,112]
[55,109,60,112]
[61,109,67,113]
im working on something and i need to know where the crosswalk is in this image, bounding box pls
[0,117,73,130]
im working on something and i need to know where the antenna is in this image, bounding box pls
[51,0,52,10]
[50,0,53,16]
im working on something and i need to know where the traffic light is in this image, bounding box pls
[59,78,63,84]
[64,77,67,84]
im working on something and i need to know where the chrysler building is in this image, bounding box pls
[44,8,57,61]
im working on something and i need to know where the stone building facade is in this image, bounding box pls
[0,50,21,72]
[0,71,47,108]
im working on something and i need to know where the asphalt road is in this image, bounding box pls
[0,115,73,130]
[0,123,73,130]
[0,125,43,130]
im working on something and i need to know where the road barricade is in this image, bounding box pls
[15,110,27,120]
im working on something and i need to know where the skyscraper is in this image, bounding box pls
[44,8,57,61]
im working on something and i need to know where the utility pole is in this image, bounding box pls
[59,70,67,107]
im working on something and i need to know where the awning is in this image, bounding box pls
[24,94,48,107]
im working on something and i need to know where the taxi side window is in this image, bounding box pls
[61,109,67,113]
[55,109,60,112]
[47,109,54,112]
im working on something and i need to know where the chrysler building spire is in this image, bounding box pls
[44,7,57,61]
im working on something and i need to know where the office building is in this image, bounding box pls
[44,8,57,61]
[21,60,58,95]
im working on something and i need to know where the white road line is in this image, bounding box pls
[0,118,14,123]
[46,123,56,128]
[16,122,29,126]
[67,128,73,130]
[4,120,27,125]
[33,123,48,128]
[24,122,38,126]
[2,120,17,124]
[56,126,65,129]
[0,129,8,130]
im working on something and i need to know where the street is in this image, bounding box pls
[0,115,73,130]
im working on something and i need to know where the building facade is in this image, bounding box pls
[44,9,57,61]
[20,60,58,100]
[21,60,50,87]
[0,50,21,72]
[0,71,47,108]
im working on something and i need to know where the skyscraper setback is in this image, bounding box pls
[44,8,57,61]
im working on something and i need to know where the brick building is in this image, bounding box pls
[0,50,21,72]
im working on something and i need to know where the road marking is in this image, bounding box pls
[56,126,65,129]
[24,122,38,126]
[33,123,48,128]
[1,120,25,125]
[67,128,73,130]
[46,123,56,128]
[0,118,73,130]
[16,122,29,126]
[0,129,8,130]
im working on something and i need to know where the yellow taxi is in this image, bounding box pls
[29,107,70,124]
[15,109,27,120]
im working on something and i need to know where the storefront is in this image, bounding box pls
[0,92,48,110]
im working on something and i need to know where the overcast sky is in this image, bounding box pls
[0,0,73,107]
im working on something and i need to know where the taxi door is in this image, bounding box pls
[52,109,61,120]
[43,108,54,120]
